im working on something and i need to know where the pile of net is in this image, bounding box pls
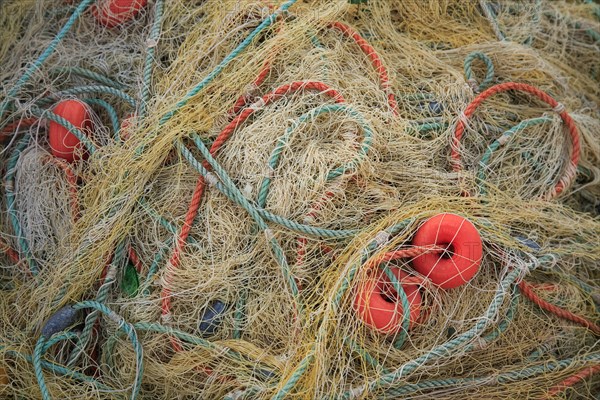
[0,0,599,399]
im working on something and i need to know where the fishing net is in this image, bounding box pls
[0,0,598,399]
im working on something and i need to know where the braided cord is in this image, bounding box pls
[140,0,164,117]
[464,52,495,92]
[50,66,124,89]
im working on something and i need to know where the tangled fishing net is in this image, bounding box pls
[0,0,599,399]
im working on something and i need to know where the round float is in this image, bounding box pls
[411,213,482,289]
[354,267,422,334]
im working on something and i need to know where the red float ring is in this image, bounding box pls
[93,0,148,28]
[48,99,93,163]
[354,268,421,334]
[411,213,482,289]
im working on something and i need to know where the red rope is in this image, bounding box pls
[452,82,580,198]
[518,280,600,335]
[544,364,600,398]
[329,21,398,115]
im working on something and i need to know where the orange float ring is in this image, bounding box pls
[411,213,482,289]
[93,0,148,28]
[354,268,421,334]
[48,99,93,163]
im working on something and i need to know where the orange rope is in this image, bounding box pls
[519,280,600,335]
[329,21,398,114]
[452,82,580,198]
[544,364,600,398]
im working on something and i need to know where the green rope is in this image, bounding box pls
[181,136,302,315]
[72,301,143,400]
[379,263,411,349]
[29,104,97,154]
[83,98,121,138]
[132,0,298,157]
[5,134,39,275]
[381,352,600,398]
[272,352,314,400]
[140,0,165,118]
[67,241,128,366]
[36,85,136,109]
[50,67,124,89]
[0,0,96,121]
[102,321,278,377]
[265,221,414,399]
[257,104,373,209]
[2,347,115,393]
[177,142,358,239]
[476,117,551,196]
[479,0,506,41]
[464,52,495,92]
[344,337,388,372]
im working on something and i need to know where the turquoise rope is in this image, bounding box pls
[102,321,278,377]
[177,143,358,239]
[181,136,302,314]
[381,353,600,398]
[67,241,128,366]
[266,221,414,400]
[0,0,95,121]
[5,134,39,275]
[379,263,411,349]
[29,105,97,154]
[36,85,137,109]
[344,337,388,372]
[73,301,143,400]
[50,67,124,89]
[133,0,299,151]
[155,1,297,127]
[464,52,495,92]
[140,0,165,118]
[33,336,51,400]
[477,117,551,196]
[257,104,373,209]
[272,353,314,400]
[83,98,121,138]
[2,347,115,393]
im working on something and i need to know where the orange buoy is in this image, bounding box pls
[411,213,482,289]
[93,0,148,28]
[48,99,92,163]
[354,268,421,334]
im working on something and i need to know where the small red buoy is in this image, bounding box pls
[411,213,482,289]
[354,268,421,334]
[48,99,93,163]
[92,0,148,28]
